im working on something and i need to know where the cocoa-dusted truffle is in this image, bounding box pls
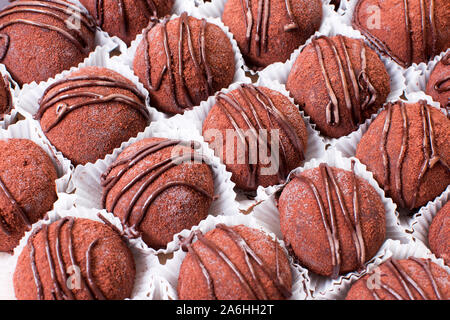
[0,73,12,120]
[346,258,450,300]
[0,0,97,85]
[426,51,450,108]
[202,84,308,191]
[178,224,292,300]
[133,13,235,115]
[286,35,391,138]
[278,162,386,277]
[35,66,150,166]
[79,0,174,45]
[428,201,449,265]
[352,0,450,68]
[222,0,322,69]
[101,137,215,249]
[0,139,57,253]
[355,100,450,210]
[14,217,136,300]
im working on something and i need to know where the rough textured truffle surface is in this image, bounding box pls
[278,165,386,277]
[14,217,136,300]
[0,0,97,86]
[222,0,322,69]
[346,258,450,300]
[355,101,450,210]
[0,139,57,253]
[0,73,12,120]
[428,201,449,265]
[133,14,235,115]
[426,52,450,109]
[79,0,174,46]
[286,35,391,138]
[36,66,149,166]
[202,84,308,191]
[178,224,292,300]
[352,0,450,67]
[102,137,215,250]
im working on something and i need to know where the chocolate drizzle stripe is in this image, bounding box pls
[296,173,340,278]
[410,257,442,300]
[284,0,299,31]
[403,0,413,66]
[434,76,450,93]
[312,37,340,126]
[54,219,74,300]
[0,175,31,234]
[396,102,408,208]
[43,224,65,300]
[86,239,106,300]
[380,104,393,192]
[142,14,214,112]
[351,160,366,266]
[94,0,159,34]
[29,227,44,300]
[101,139,212,236]
[0,1,95,55]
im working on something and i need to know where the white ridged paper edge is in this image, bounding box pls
[186,0,339,76]
[408,185,450,248]
[258,14,406,148]
[166,78,327,211]
[150,214,312,300]
[0,196,159,300]
[72,119,240,256]
[113,12,249,107]
[250,148,410,296]
[316,238,450,300]
[0,64,20,129]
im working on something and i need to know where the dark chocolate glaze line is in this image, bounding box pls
[142,13,213,112]
[412,100,449,209]
[28,218,107,300]
[94,0,158,34]
[35,75,149,132]
[380,103,393,192]
[0,175,31,235]
[0,0,95,56]
[367,258,443,300]
[396,102,408,208]
[313,36,377,127]
[239,0,299,55]
[351,160,366,267]
[296,172,340,278]
[403,0,413,66]
[101,139,212,236]
[85,239,106,300]
[217,224,291,299]
[434,76,450,93]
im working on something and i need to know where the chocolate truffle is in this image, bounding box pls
[178,224,292,300]
[0,0,97,85]
[202,84,308,191]
[355,100,450,210]
[35,66,150,166]
[428,201,449,265]
[0,73,12,121]
[14,217,136,300]
[278,163,386,277]
[346,258,450,300]
[101,137,215,249]
[352,0,450,68]
[426,51,450,109]
[222,0,322,69]
[286,35,391,138]
[133,13,235,115]
[0,139,57,253]
[79,0,174,46]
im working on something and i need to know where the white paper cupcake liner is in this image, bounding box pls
[250,149,410,295]
[258,15,406,148]
[16,45,166,176]
[316,238,450,300]
[150,214,312,300]
[189,0,338,76]
[408,185,450,248]
[0,203,159,300]
[404,48,450,109]
[0,64,20,129]
[114,12,249,105]
[72,119,239,256]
